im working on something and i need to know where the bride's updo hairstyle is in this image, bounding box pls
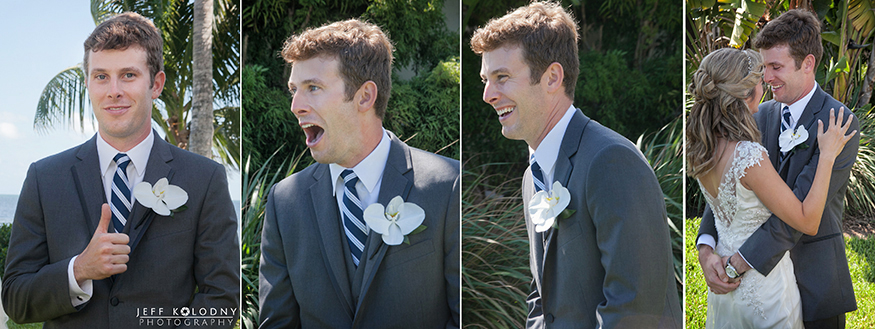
[687,47,764,178]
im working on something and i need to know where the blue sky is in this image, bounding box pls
[0,1,241,199]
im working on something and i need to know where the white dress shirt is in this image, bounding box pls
[696,83,817,267]
[529,105,576,189]
[329,130,392,231]
[68,130,154,307]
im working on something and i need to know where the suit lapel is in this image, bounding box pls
[764,102,781,169]
[72,135,106,235]
[541,109,586,276]
[355,134,414,315]
[310,163,356,319]
[126,137,174,253]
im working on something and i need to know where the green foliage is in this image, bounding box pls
[847,106,875,216]
[685,217,875,327]
[576,50,681,140]
[461,163,529,328]
[241,64,303,178]
[0,223,11,279]
[636,116,684,286]
[364,0,459,73]
[385,57,461,159]
[240,152,304,329]
[684,217,708,328]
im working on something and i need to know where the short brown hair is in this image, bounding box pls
[753,9,822,69]
[83,12,164,84]
[470,1,579,99]
[282,19,394,119]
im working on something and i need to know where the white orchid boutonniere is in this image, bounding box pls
[133,177,188,216]
[528,181,575,233]
[779,125,810,154]
[363,196,427,245]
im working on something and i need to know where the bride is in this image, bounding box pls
[686,47,856,328]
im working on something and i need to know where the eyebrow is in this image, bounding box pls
[481,67,511,79]
[288,78,325,91]
[90,66,144,75]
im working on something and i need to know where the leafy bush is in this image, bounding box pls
[385,57,461,159]
[0,223,10,279]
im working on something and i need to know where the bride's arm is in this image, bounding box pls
[742,108,856,235]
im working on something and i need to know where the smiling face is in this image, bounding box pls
[289,56,364,167]
[761,45,815,105]
[480,45,550,146]
[87,46,164,151]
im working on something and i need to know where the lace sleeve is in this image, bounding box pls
[732,141,768,181]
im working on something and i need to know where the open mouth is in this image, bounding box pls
[770,84,783,92]
[104,105,131,113]
[301,123,325,147]
[496,106,515,120]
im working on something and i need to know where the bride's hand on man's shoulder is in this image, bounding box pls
[817,107,857,161]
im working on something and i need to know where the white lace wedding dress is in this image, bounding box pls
[698,141,803,329]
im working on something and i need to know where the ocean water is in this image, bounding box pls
[0,194,17,224]
[0,195,241,224]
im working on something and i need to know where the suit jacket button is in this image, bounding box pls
[110,297,119,306]
[546,313,555,323]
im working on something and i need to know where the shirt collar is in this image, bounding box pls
[329,129,391,196]
[97,130,154,179]
[529,104,576,178]
[780,82,817,126]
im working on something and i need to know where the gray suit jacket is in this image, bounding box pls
[698,85,858,321]
[2,133,240,328]
[258,133,461,328]
[524,110,681,329]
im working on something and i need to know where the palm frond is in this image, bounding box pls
[34,65,90,134]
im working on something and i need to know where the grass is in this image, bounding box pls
[685,217,875,327]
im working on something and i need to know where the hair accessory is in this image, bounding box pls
[745,51,752,75]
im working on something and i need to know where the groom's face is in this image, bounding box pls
[87,46,164,149]
[480,45,548,144]
[761,45,813,105]
[289,56,362,167]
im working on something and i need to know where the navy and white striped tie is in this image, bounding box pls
[340,169,368,267]
[531,155,546,193]
[781,106,792,159]
[110,153,132,233]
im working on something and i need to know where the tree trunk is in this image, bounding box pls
[189,0,214,158]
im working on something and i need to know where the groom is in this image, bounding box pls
[257,19,461,328]
[471,2,681,328]
[697,9,859,328]
[2,12,239,328]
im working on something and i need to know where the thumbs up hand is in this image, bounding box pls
[73,204,131,285]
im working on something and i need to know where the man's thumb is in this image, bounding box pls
[96,203,112,234]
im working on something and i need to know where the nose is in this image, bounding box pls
[290,93,308,117]
[482,80,499,105]
[108,78,122,98]
[763,67,774,84]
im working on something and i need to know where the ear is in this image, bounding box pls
[355,80,378,113]
[802,54,816,74]
[151,71,166,99]
[541,62,564,94]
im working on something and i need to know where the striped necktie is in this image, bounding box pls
[531,155,546,193]
[110,153,132,233]
[781,106,792,159]
[340,169,368,267]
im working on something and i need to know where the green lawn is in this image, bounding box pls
[685,217,875,327]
